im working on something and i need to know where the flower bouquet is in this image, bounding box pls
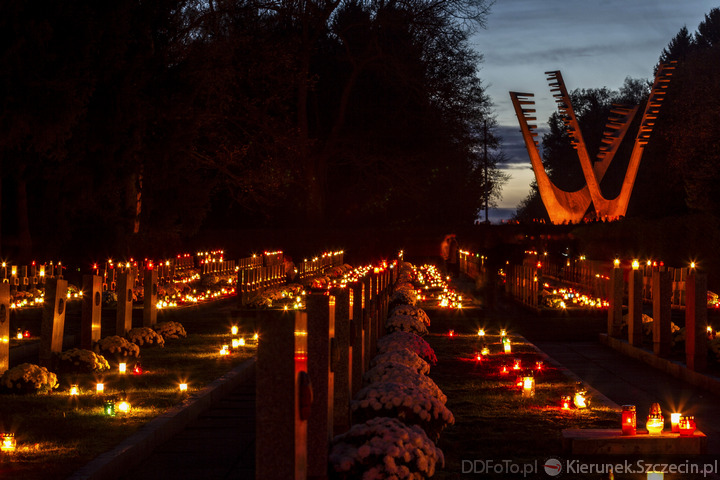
[389,286,418,309]
[385,314,428,336]
[0,363,58,394]
[93,335,141,361]
[363,362,447,404]
[329,417,444,480]
[352,382,454,442]
[127,327,165,347]
[56,348,110,373]
[377,332,437,366]
[153,321,187,340]
[390,305,431,326]
[370,349,430,375]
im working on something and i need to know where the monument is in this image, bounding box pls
[510,62,676,224]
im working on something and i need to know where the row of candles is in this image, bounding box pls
[622,403,697,436]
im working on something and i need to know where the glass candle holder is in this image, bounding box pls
[678,416,696,437]
[622,405,636,435]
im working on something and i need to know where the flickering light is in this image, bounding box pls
[16,331,23,340]
[179,383,188,392]
[512,359,521,370]
[561,396,571,410]
[522,376,535,398]
[632,260,639,270]
[535,361,544,371]
[96,383,104,394]
[219,345,230,355]
[104,400,115,416]
[448,330,455,337]
[133,363,143,375]
[646,403,664,435]
[671,412,681,433]
[70,385,79,396]
[481,346,490,356]
[1,433,16,452]
[500,329,507,337]
[118,363,127,374]
[573,390,588,409]
[690,261,696,269]
[678,416,696,436]
[477,329,485,337]
[622,405,636,436]
[231,325,239,335]
[503,342,511,354]
[117,401,131,413]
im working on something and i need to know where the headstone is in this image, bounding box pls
[143,267,158,327]
[652,269,672,357]
[350,282,364,396]
[116,270,134,336]
[332,288,352,435]
[256,309,308,480]
[607,266,624,337]
[363,277,372,370]
[81,275,103,349]
[306,293,335,479]
[628,267,643,347]
[39,277,68,367]
[685,270,708,372]
[0,283,10,374]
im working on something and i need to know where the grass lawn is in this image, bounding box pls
[0,304,255,480]
[427,329,619,479]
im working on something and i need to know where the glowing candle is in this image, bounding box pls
[621,405,636,435]
[671,413,681,433]
[678,416,696,437]
[179,383,188,392]
[503,342,511,354]
[96,383,104,394]
[70,385,79,396]
[231,325,238,335]
[118,362,127,374]
[522,376,535,398]
[1,433,16,452]
[632,259,639,270]
[646,403,664,435]
[477,329,485,337]
[117,401,131,413]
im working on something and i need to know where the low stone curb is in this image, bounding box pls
[67,357,257,480]
[525,336,621,410]
[599,333,720,397]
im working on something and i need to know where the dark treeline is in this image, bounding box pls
[0,0,506,263]
[515,7,720,225]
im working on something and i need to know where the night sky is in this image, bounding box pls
[471,0,719,222]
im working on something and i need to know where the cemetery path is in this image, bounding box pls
[116,378,256,480]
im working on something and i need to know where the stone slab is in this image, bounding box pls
[562,428,707,455]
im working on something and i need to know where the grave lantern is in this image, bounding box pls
[646,403,664,435]
[103,399,116,416]
[70,384,79,396]
[670,412,681,433]
[521,375,535,398]
[621,405,636,435]
[231,325,238,335]
[179,383,188,392]
[573,384,589,409]
[117,400,131,413]
[448,329,454,337]
[512,359,521,370]
[480,346,490,356]
[1,433,16,452]
[118,362,127,374]
[678,416,696,437]
[477,328,485,337]
[133,363,143,375]
[503,341,511,354]
[96,383,104,394]
[561,395,571,410]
